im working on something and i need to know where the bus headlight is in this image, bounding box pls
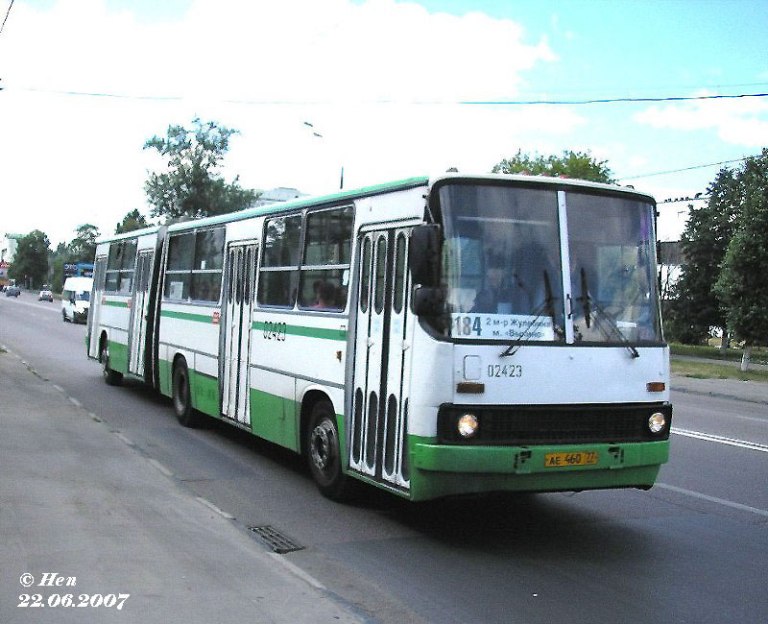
[648,412,667,434]
[457,413,479,439]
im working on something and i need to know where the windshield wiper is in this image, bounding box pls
[500,271,558,358]
[580,268,592,329]
[578,269,639,359]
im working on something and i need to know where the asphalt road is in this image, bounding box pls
[2,293,767,623]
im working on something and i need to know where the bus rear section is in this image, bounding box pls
[87,227,165,387]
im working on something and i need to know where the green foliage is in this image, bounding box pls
[144,117,259,221]
[666,168,739,343]
[491,149,615,183]
[714,149,768,346]
[8,230,50,289]
[115,209,150,234]
[49,241,69,293]
[67,224,100,263]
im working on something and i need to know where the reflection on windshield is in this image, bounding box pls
[440,184,565,342]
[437,182,662,345]
[567,193,660,344]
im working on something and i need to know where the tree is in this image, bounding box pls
[713,149,768,370]
[666,168,740,345]
[144,117,259,221]
[67,224,100,263]
[491,149,615,183]
[115,209,150,234]
[8,230,50,289]
[49,241,69,293]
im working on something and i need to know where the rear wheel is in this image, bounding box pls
[306,400,355,501]
[100,343,122,386]
[172,358,203,427]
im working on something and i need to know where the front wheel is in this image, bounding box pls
[172,359,203,427]
[306,400,355,501]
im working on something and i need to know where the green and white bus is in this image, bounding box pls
[87,174,672,502]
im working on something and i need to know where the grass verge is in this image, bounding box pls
[671,359,768,383]
[670,343,768,365]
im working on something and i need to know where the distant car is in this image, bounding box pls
[5,286,21,297]
[62,276,92,323]
[38,288,54,302]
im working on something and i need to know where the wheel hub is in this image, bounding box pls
[310,421,334,471]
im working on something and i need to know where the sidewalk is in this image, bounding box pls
[671,373,768,404]
[0,350,360,624]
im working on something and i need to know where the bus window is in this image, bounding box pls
[258,215,302,307]
[105,239,137,293]
[190,228,225,302]
[298,206,353,311]
[164,228,224,302]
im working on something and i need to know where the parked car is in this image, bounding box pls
[5,285,21,297]
[38,288,54,302]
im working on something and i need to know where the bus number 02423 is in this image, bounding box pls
[488,364,522,378]
[262,321,287,341]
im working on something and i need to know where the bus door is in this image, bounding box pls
[127,251,153,377]
[87,256,107,360]
[351,228,412,491]
[220,242,258,426]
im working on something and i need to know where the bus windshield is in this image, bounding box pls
[437,182,662,345]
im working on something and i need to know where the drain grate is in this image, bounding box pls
[248,525,304,554]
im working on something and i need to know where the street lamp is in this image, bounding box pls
[303,121,344,190]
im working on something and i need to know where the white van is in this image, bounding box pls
[62,276,93,323]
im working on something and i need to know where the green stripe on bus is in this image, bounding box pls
[252,321,347,341]
[160,310,217,323]
[103,299,128,308]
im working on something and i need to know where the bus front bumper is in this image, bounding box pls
[413,440,669,474]
[407,439,670,500]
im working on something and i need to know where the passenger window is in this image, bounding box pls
[164,228,224,302]
[298,206,353,312]
[258,215,302,307]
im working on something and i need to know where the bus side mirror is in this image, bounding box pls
[408,224,441,287]
[412,286,445,316]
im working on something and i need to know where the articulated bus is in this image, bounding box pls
[87,174,672,502]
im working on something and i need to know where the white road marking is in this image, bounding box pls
[672,428,768,453]
[655,482,768,518]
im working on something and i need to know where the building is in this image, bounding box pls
[1,233,23,263]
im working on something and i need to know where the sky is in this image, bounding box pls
[1,0,767,247]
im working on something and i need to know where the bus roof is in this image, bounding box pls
[96,173,653,243]
[165,176,430,234]
[96,224,164,245]
[432,172,655,202]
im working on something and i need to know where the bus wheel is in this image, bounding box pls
[172,359,202,428]
[307,400,355,501]
[100,343,122,386]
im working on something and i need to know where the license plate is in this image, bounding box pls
[544,451,599,468]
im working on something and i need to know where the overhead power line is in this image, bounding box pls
[8,85,768,107]
[0,0,13,38]
[620,155,760,181]
[460,92,768,106]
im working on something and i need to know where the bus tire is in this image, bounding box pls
[307,400,355,501]
[172,359,203,428]
[101,343,122,386]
